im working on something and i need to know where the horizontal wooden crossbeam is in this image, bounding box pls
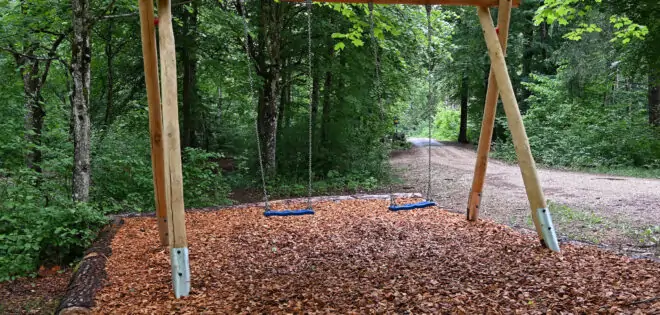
[283,0,519,7]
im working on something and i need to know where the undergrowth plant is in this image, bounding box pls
[492,73,660,175]
[0,169,107,281]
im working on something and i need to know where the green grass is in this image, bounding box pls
[523,201,609,244]
[549,201,605,227]
[489,151,660,179]
[629,225,660,246]
[575,166,660,179]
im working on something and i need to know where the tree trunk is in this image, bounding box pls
[256,0,283,175]
[71,0,92,202]
[179,1,199,148]
[311,73,320,143]
[217,87,223,124]
[458,74,469,143]
[13,40,63,171]
[521,23,534,112]
[21,63,45,172]
[321,71,333,147]
[650,74,660,126]
[104,18,114,126]
[258,73,280,174]
[277,64,288,133]
[56,218,123,315]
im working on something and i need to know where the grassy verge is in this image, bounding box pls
[628,225,660,247]
[489,151,660,179]
[518,201,610,244]
[544,201,610,244]
[573,166,660,179]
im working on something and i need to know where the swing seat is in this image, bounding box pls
[389,200,436,211]
[264,209,315,217]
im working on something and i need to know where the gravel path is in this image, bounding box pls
[391,142,660,255]
[407,137,443,147]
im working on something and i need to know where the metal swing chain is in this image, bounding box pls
[425,4,433,201]
[239,0,270,211]
[306,0,314,210]
[368,2,394,206]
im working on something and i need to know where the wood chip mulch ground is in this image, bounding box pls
[0,269,72,314]
[93,198,660,314]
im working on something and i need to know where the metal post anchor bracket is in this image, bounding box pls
[536,208,560,252]
[171,247,190,298]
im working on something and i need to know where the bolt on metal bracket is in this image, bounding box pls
[171,247,190,298]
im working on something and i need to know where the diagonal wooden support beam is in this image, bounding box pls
[139,0,169,247]
[476,6,557,251]
[467,0,510,221]
[157,0,191,296]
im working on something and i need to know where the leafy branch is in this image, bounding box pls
[534,0,648,44]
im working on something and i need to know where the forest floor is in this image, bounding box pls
[87,198,660,313]
[391,141,660,258]
[0,269,71,314]
[3,144,660,314]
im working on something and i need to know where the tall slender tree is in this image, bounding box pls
[71,0,92,202]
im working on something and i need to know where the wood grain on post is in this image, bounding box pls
[139,0,169,246]
[157,0,188,249]
[476,6,546,242]
[467,0,511,221]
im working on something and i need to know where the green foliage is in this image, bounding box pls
[534,0,648,43]
[391,133,412,150]
[182,148,231,208]
[608,15,648,44]
[0,169,108,281]
[433,107,460,141]
[493,73,660,170]
[265,169,381,198]
[92,110,232,212]
[92,111,155,213]
[634,225,660,246]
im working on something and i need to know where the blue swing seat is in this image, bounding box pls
[389,200,436,211]
[264,209,315,217]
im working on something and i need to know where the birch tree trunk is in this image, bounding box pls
[71,0,92,202]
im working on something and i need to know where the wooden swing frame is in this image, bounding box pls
[137,0,554,298]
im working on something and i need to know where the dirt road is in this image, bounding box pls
[391,142,660,256]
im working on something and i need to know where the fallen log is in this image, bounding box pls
[56,218,123,315]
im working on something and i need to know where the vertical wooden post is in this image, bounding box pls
[467,0,511,221]
[476,6,552,248]
[138,0,169,247]
[157,0,190,297]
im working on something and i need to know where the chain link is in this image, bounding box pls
[306,0,314,210]
[239,0,270,211]
[426,5,433,201]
